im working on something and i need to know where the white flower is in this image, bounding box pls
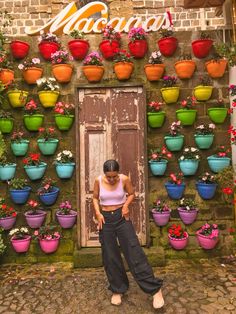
[9,228,19,236]
[180,156,184,160]
[196,155,199,159]
[209,123,215,129]
[191,147,197,152]
[184,148,189,152]
[18,64,24,70]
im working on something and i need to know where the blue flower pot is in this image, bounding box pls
[149,160,168,176]
[11,140,29,156]
[38,186,60,206]
[55,162,75,179]
[164,135,184,152]
[9,186,31,204]
[207,156,231,173]
[37,139,59,156]
[165,182,186,200]
[196,182,217,200]
[24,162,47,180]
[194,134,214,150]
[178,159,199,176]
[0,164,17,181]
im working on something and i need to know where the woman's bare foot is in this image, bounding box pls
[111,293,122,306]
[153,289,164,309]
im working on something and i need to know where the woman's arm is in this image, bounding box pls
[122,176,135,219]
[93,178,105,229]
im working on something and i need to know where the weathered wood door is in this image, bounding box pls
[78,86,146,247]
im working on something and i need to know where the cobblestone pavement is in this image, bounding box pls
[0,258,236,314]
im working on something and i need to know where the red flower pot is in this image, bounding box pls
[38,41,60,60]
[192,39,213,59]
[128,40,148,58]
[157,37,178,57]
[99,40,120,59]
[10,40,30,59]
[68,39,89,60]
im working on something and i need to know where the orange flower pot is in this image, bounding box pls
[52,64,74,83]
[205,59,227,78]
[174,60,196,79]
[0,69,14,85]
[144,64,165,81]
[22,67,43,84]
[113,62,134,80]
[82,65,104,82]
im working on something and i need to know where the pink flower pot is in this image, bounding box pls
[56,210,77,228]
[152,210,170,227]
[196,231,219,249]
[11,235,31,253]
[24,210,46,229]
[177,208,198,225]
[39,236,60,253]
[0,215,17,230]
[168,234,188,250]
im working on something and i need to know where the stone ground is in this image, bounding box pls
[0,257,236,314]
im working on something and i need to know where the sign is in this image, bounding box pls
[25,1,172,35]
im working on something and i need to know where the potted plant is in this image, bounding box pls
[168,224,188,250]
[207,145,231,173]
[164,121,184,152]
[10,39,30,59]
[51,48,74,83]
[56,200,77,228]
[38,32,60,60]
[229,125,236,169]
[9,227,31,253]
[196,172,217,200]
[37,177,60,206]
[177,198,198,225]
[37,127,59,156]
[0,198,17,230]
[0,110,14,134]
[144,50,165,81]
[23,99,44,131]
[176,96,197,126]
[194,123,215,149]
[0,50,14,84]
[82,51,104,82]
[147,100,166,128]
[67,30,89,60]
[157,26,178,57]
[36,77,60,108]
[193,75,213,102]
[54,150,75,179]
[99,25,121,60]
[6,81,29,108]
[160,76,180,104]
[18,57,43,84]
[196,223,219,249]
[205,43,228,78]
[23,153,47,181]
[8,178,31,205]
[54,101,75,131]
[174,53,196,79]
[151,199,171,227]
[113,49,134,81]
[24,199,46,229]
[33,225,60,254]
[164,172,185,200]
[10,130,29,156]
[207,98,228,124]
[191,31,213,59]
[148,146,172,176]
[0,154,16,181]
[128,27,148,58]
[178,147,200,176]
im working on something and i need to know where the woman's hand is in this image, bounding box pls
[96,213,105,230]
[122,205,130,220]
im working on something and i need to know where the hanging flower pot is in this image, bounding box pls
[174,60,196,79]
[9,186,31,205]
[193,86,213,101]
[194,134,214,149]
[37,138,59,156]
[56,210,77,228]
[205,59,227,78]
[178,208,198,225]
[11,140,29,157]
[52,64,73,83]
[38,91,59,108]
[0,215,17,230]
[196,182,217,200]
[128,39,148,58]
[24,162,47,181]
[68,39,90,60]
[10,40,30,59]
[22,67,43,84]
[165,182,186,200]
[207,156,231,173]
[25,210,46,229]
[157,37,178,57]
[160,87,180,104]
[11,235,31,253]
[7,90,28,108]
[55,162,75,179]
[39,236,60,254]
[152,210,171,227]
[144,64,165,81]
[0,69,14,85]
[113,62,134,80]
[23,114,44,131]
[38,41,60,60]
[179,159,199,176]
[82,65,104,82]
[196,230,219,250]
[175,109,197,126]
[168,234,188,250]
[164,135,184,152]
[38,186,60,206]
[99,40,120,59]
[168,223,188,249]
[54,114,74,131]
[192,39,213,58]
[0,118,14,134]
[147,111,165,128]
[207,107,228,124]
[0,163,17,181]
[149,160,168,176]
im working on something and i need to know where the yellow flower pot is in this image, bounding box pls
[7,90,29,108]
[193,86,213,101]
[38,91,60,108]
[160,87,180,104]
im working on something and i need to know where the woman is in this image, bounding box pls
[93,159,164,309]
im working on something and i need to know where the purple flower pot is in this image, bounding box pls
[11,235,31,253]
[0,215,17,230]
[24,210,46,229]
[56,210,77,228]
[152,210,170,226]
[196,231,219,249]
[168,234,188,250]
[39,237,60,253]
[177,208,198,225]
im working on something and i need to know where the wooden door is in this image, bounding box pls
[78,86,146,247]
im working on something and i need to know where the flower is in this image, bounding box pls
[178,198,197,211]
[197,223,219,239]
[0,110,13,119]
[195,123,215,135]
[229,84,236,97]
[83,52,103,66]
[36,77,59,92]
[212,145,231,158]
[159,26,174,38]
[113,49,133,63]
[54,101,75,116]
[0,154,13,166]
[179,96,196,110]
[198,172,216,184]
[33,225,61,240]
[58,200,73,215]
[24,99,39,115]
[102,25,121,42]
[38,127,56,141]
[10,130,25,143]
[147,101,164,113]
[26,199,41,214]
[151,199,171,213]
[148,51,163,64]
[7,178,28,190]
[228,125,236,144]
[198,75,212,86]
[149,146,172,162]
[168,224,188,239]
[50,49,73,64]
[167,121,182,136]
[128,27,147,42]
[0,198,16,218]
[54,150,74,163]
[38,177,56,195]
[162,75,178,88]
[179,147,200,161]
[0,50,13,71]
[69,29,86,40]
[167,172,184,185]
[9,227,30,240]
[18,57,41,71]
[38,31,60,44]
[23,153,42,166]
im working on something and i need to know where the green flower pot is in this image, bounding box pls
[147,111,165,128]
[37,138,59,155]
[54,114,74,131]
[207,108,228,124]
[176,109,197,126]
[23,114,44,131]
[11,140,29,156]
[0,118,14,134]
[164,135,184,152]
[193,86,213,101]
[194,134,214,150]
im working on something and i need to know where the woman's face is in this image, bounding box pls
[105,171,119,185]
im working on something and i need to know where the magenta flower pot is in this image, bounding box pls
[168,234,188,250]
[24,210,46,229]
[39,237,60,253]
[11,235,31,253]
[152,210,170,227]
[0,215,17,230]
[56,210,77,228]
[177,208,198,225]
[196,231,219,249]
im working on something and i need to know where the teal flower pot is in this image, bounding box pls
[147,112,165,128]
[0,164,17,181]
[37,138,59,156]
[194,134,214,150]
[178,159,199,176]
[55,162,75,179]
[11,140,29,156]
[207,156,231,173]
[0,118,14,134]
[164,135,184,152]
[24,162,47,180]
[149,160,168,176]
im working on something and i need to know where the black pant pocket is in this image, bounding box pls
[134,262,153,280]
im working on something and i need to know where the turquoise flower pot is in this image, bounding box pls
[37,138,59,156]
[207,156,231,173]
[164,135,184,152]
[11,140,29,156]
[24,162,47,180]
[149,160,168,176]
[194,134,214,150]
[0,164,17,181]
[178,159,199,176]
[55,162,75,179]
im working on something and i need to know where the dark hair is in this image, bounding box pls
[103,160,119,173]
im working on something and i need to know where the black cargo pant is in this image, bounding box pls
[99,207,163,295]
